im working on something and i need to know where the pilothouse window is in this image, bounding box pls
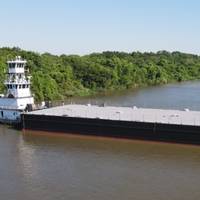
[9,63,15,68]
[7,85,12,89]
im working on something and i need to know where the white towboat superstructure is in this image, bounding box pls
[0,56,34,124]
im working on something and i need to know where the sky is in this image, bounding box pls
[0,0,200,55]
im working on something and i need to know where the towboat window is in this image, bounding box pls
[23,84,26,88]
[19,85,22,89]
[9,63,15,68]
[1,111,3,118]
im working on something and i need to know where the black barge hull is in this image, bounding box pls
[21,114,200,145]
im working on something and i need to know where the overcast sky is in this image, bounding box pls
[0,0,200,55]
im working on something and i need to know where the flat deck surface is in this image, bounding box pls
[27,104,200,126]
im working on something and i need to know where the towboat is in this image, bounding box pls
[0,56,34,124]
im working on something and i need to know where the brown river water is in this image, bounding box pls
[1,81,200,200]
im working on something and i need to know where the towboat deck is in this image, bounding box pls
[27,104,200,126]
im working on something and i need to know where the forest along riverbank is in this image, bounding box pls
[1,48,200,102]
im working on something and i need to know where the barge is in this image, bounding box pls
[22,104,200,144]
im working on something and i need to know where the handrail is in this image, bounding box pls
[0,106,20,110]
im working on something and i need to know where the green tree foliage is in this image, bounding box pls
[0,47,200,101]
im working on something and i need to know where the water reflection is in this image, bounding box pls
[18,136,37,179]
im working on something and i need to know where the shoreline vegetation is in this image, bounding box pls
[0,47,200,102]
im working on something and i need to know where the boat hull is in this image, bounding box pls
[0,109,21,124]
[22,114,200,145]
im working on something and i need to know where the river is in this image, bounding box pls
[1,81,200,200]
[69,81,200,110]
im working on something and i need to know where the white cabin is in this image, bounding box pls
[0,56,34,123]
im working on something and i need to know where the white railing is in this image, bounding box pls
[0,106,19,110]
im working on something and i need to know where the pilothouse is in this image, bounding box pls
[0,56,34,123]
